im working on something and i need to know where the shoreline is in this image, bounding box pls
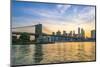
[12,41,95,45]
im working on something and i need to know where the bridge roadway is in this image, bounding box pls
[12,32,75,38]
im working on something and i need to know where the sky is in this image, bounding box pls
[12,0,96,37]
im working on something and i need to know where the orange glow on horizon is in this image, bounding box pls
[42,21,95,38]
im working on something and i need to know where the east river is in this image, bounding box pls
[11,42,96,65]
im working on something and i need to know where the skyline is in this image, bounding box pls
[12,1,96,37]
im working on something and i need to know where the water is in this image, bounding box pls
[11,42,96,65]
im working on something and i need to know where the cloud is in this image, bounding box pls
[65,6,96,24]
[77,6,95,23]
[12,5,95,28]
[56,4,71,14]
[12,16,39,27]
[21,6,68,23]
[12,3,95,34]
[19,4,72,20]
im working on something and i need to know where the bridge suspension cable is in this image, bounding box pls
[12,25,35,29]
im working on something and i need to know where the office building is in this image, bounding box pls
[52,32,55,35]
[78,27,81,37]
[63,30,67,36]
[81,28,85,38]
[91,30,96,39]
[56,30,61,36]
[69,31,72,37]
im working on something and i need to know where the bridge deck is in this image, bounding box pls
[12,32,75,38]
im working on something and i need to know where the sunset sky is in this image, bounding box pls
[12,1,96,37]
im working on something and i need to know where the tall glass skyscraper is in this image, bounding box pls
[91,30,96,39]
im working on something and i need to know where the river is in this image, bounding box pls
[11,42,96,65]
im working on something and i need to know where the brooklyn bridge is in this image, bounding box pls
[12,24,94,44]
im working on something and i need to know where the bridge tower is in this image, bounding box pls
[35,24,42,42]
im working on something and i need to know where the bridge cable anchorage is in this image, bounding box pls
[11,25,35,29]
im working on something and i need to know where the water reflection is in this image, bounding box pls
[34,44,43,64]
[11,42,95,65]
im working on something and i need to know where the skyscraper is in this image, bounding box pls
[56,30,61,41]
[63,30,67,36]
[56,30,61,36]
[91,30,96,39]
[81,28,85,38]
[78,27,81,38]
[69,31,72,37]
[52,32,55,35]
[73,30,75,37]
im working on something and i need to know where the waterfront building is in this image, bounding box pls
[56,30,61,41]
[51,32,56,42]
